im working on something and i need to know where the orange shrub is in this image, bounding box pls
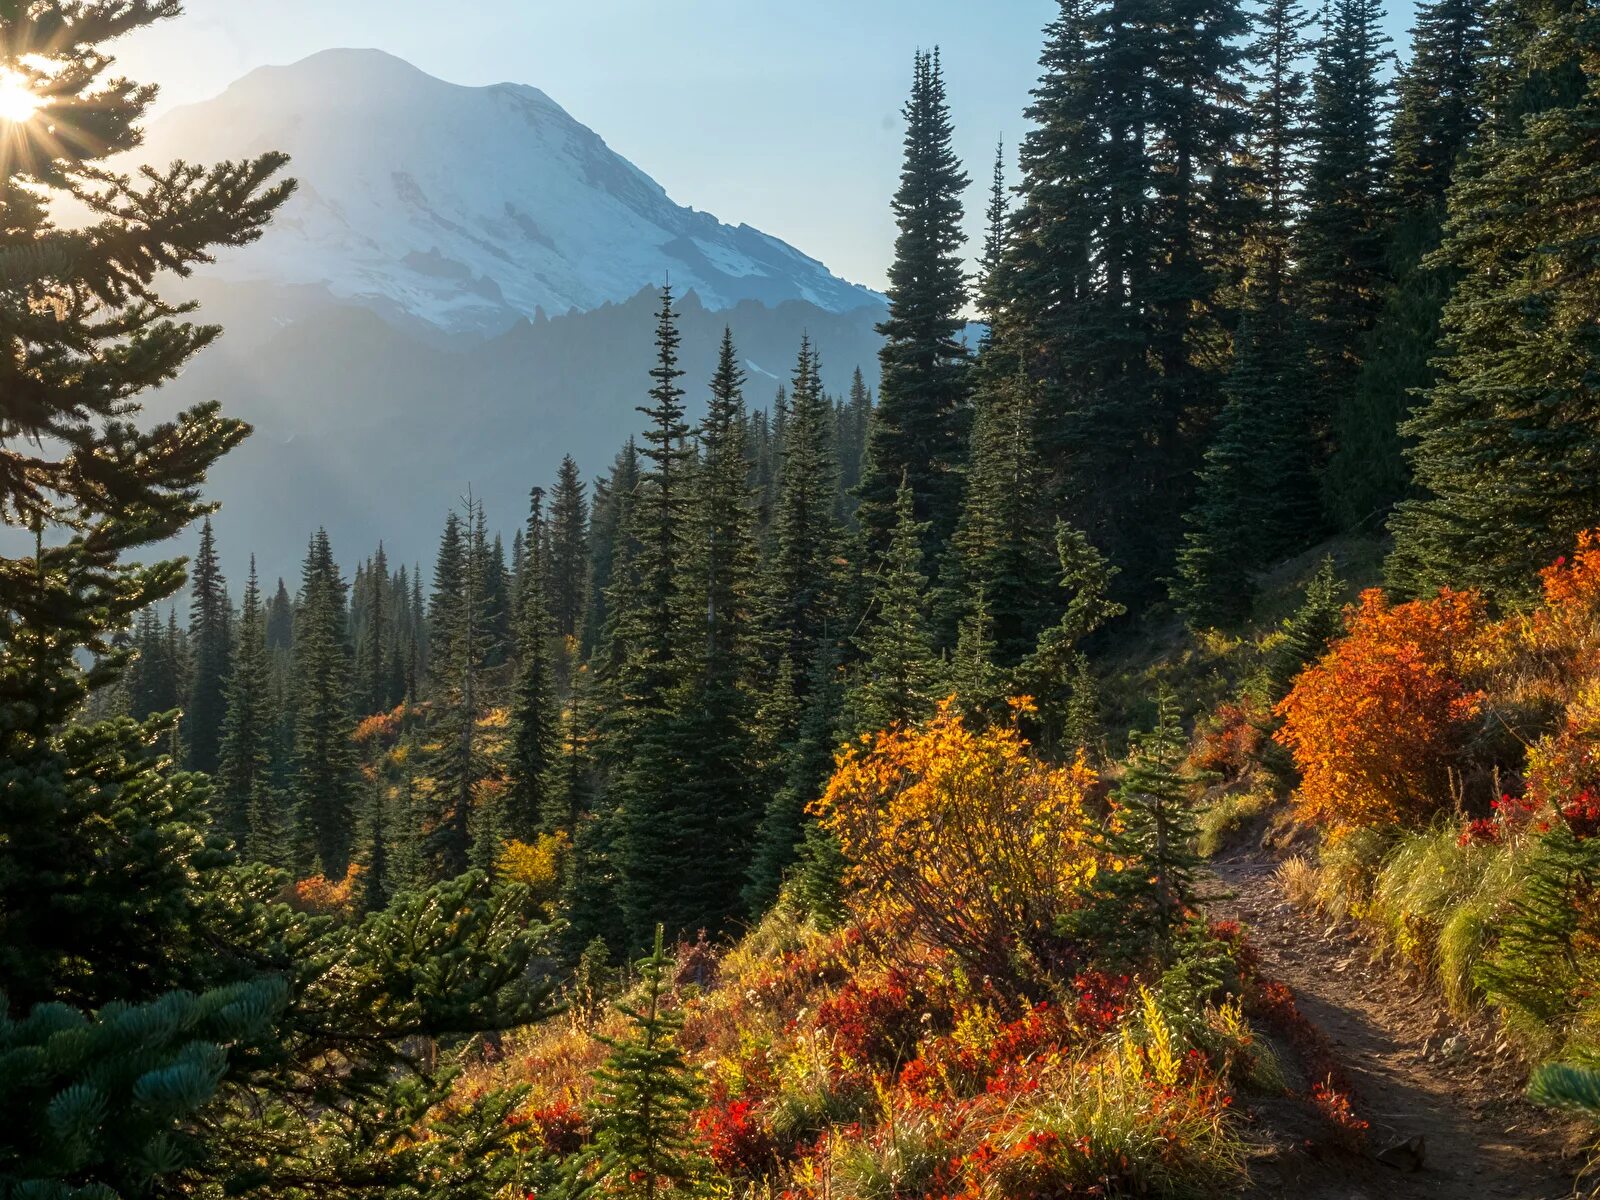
[812,699,1098,988]
[1274,588,1486,833]
[289,864,364,917]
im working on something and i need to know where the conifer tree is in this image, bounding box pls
[1264,557,1346,700]
[292,529,358,876]
[1073,690,1202,966]
[587,926,710,1200]
[550,453,590,641]
[999,0,1248,589]
[424,503,492,879]
[845,476,940,735]
[510,487,561,842]
[182,517,229,775]
[1295,0,1391,447]
[949,365,1055,666]
[949,588,1006,722]
[1172,303,1318,628]
[1328,0,1487,528]
[216,558,272,850]
[746,641,844,915]
[1387,0,1600,596]
[355,541,391,714]
[665,329,763,932]
[763,338,844,685]
[857,49,972,563]
[1019,524,1126,746]
[977,138,1010,333]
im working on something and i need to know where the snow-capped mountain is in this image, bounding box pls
[137,48,882,337]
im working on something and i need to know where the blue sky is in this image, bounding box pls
[117,1,1417,292]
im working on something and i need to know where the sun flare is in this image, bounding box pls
[0,70,42,124]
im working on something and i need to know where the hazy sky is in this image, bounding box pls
[115,1,1418,292]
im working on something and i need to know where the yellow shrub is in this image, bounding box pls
[812,699,1098,988]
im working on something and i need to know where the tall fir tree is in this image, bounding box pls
[1328,0,1488,528]
[1295,0,1391,462]
[844,477,940,735]
[509,487,562,841]
[355,540,391,714]
[423,502,493,879]
[182,517,229,775]
[216,557,274,853]
[949,365,1056,667]
[857,49,972,565]
[762,338,844,686]
[291,529,358,876]
[550,453,590,641]
[1387,0,1600,596]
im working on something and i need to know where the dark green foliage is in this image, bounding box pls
[746,643,844,915]
[1019,524,1126,746]
[1295,0,1391,446]
[183,518,230,776]
[291,529,358,877]
[588,927,709,1200]
[1328,0,1487,530]
[794,824,849,932]
[949,366,1055,668]
[510,488,561,843]
[996,0,1250,592]
[844,477,940,736]
[423,505,493,880]
[1386,0,1600,597]
[0,977,287,1200]
[217,559,273,850]
[1172,302,1319,629]
[1072,691,1203,966]
[1264,557,1346,701]
[857,49,971,564]
[549,454,590,641]
[763,339,844,681]
[1478,827,1600,1042]
[949,589,1007,723]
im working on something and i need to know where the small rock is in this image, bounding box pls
[1441,1034,1468,1061]
[1376,1134,1427,1173]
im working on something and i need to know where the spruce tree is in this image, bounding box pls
[857,49,971,564]
[1073,690,1203,966]
[182,517,230,775]
[949,364,1055,667]
[1387,0,1600,596]
[845,476,940,735]
[216,557,272,851]
[763,338,844,684]
[510,487,561,841]
[1264,557,1347,700]
[1019,524,1126,746]
[550,453,590,641]
[1172,302,1318,628]
[587,927,710,1200]
[667,329,762,934]
[1328,0,1488,528]
[976,138,1010,334]
[424,503,492,880]
[1295,0,1391,451]
[355,541,391,714]
[291,529,358,877]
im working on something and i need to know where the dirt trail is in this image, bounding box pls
[1208,853,1583,1199]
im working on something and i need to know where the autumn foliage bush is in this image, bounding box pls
[1274,587,1487,833]
[812,699,1099,989]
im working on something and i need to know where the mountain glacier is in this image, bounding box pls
[137,48,882,337]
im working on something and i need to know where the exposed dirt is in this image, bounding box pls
[1207,853,1587,1199]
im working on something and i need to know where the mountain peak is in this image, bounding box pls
[138,50,881,338]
